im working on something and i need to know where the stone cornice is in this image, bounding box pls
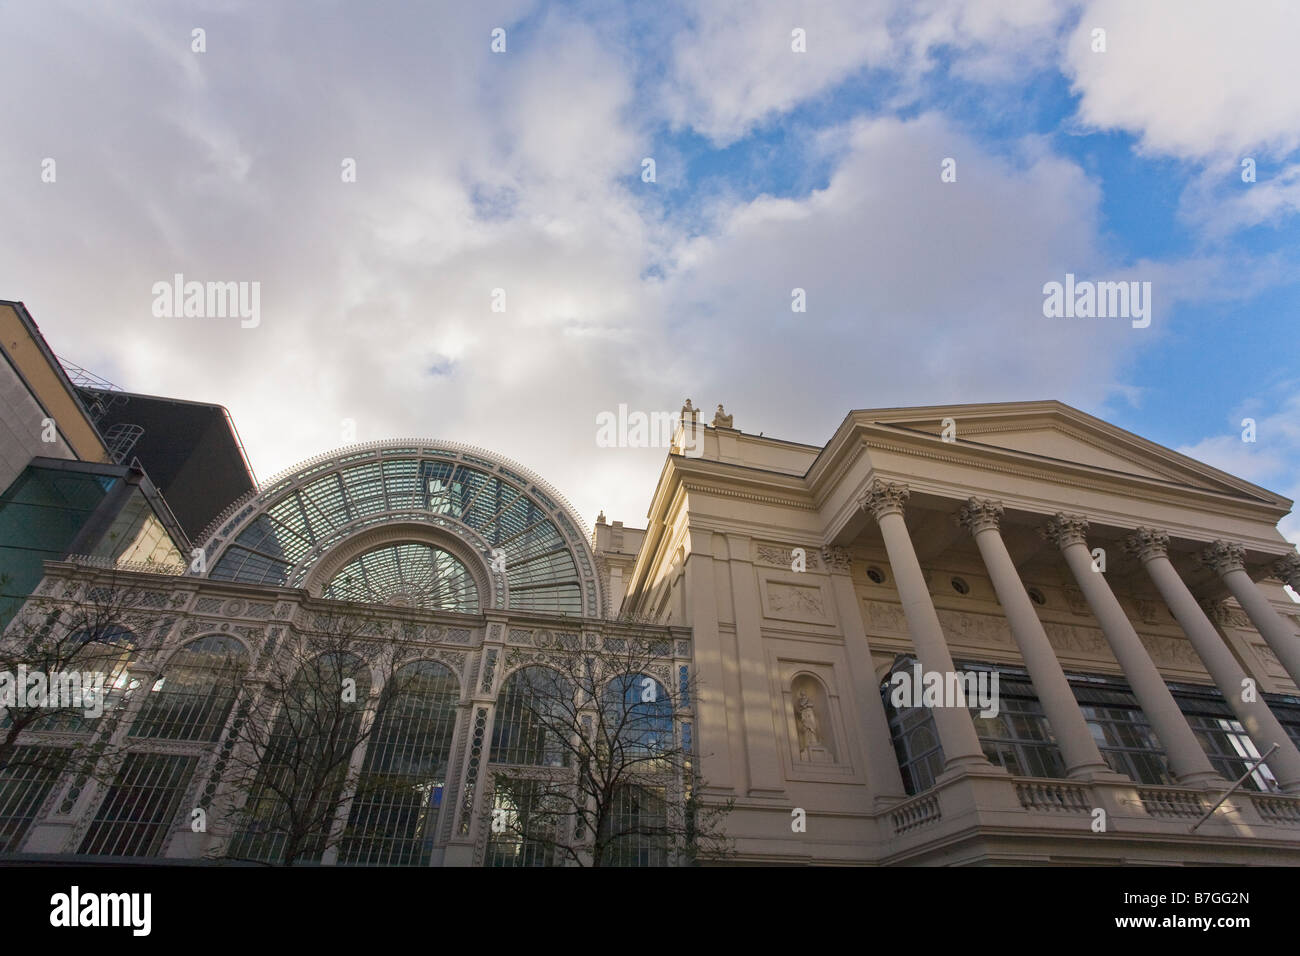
[679,479,816,511]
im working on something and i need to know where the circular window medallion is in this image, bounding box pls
[951,577,970,595]
[866,567,886,584]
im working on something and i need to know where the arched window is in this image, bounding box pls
[485,666,572,868]
[601,673,673,771]
[597,674,673,866]
[341,660,459,866]
[30,625,138,733]
[227,652,372,865]
[129,635,248,741]
[490,666,571,767]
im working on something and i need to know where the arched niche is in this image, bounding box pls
[791,673,836,764]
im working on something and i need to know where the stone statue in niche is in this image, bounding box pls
[794,686,834,763]
[796,692,820,746]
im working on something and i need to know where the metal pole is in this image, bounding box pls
[1189,743,1279,833]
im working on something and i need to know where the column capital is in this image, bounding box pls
[1124,527,1170,562]
[1272,552,1300,589]
[1040,512,1089,549]
[858,479,909,521]
[1201,540,1246,575]
[820,547,852,574]
[957,497,1004,535]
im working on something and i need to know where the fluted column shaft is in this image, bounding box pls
[1204,542,1300,688]
[1043,514,1220,786]
[960,499,1112,778]
[861,480,989,771]
[1132,530,1300,793]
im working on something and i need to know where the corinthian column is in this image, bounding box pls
[1274,553,1300,594]
[959,499,1113,778]
[1203,542,1300,688]
[1041,514,1220,786]
[1129,529,1300,793]
[860,479,989,771]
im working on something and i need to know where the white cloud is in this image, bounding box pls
[1178,388,1300,546]
[1065,0,1300,160]
[0,0,1292,547]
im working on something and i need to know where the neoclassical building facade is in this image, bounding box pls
[4,400,1300,865]
[611,400,1300,864]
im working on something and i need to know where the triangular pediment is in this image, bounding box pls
[854,400,1287,505]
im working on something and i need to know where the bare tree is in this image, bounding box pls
[213,608,418,866]
[486,634,732,867]
[0,570,170,777]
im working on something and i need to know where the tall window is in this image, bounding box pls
[600,674,673,769]
[129,635,248,741]
[1172,681,1281,792]
[0,746,71,852]
[882,658,1071,793]
[487,667,572,866]
[605,784,669,867]
[967,668,1066,779]
[490,667,571,767]
[228,652,372,865]
[484,778,568,868]
[79,752,199,857]
[594,674,674,865]
[26,625,138,734]
[341,660,459,866]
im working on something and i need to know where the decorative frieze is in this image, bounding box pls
[756,544,819,570]
[819,547,851,573]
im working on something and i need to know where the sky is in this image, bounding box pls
[1,0,1298,545]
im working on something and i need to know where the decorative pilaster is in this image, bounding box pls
[820,543,907,804]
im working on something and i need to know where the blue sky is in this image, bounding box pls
[0,0,1297,543]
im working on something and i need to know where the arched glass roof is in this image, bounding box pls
[323,543,480,612]
[199,441,604,617]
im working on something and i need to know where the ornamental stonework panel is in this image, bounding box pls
[934,608,1013,649]
[762,580,831,625]
[755,543,819,571]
